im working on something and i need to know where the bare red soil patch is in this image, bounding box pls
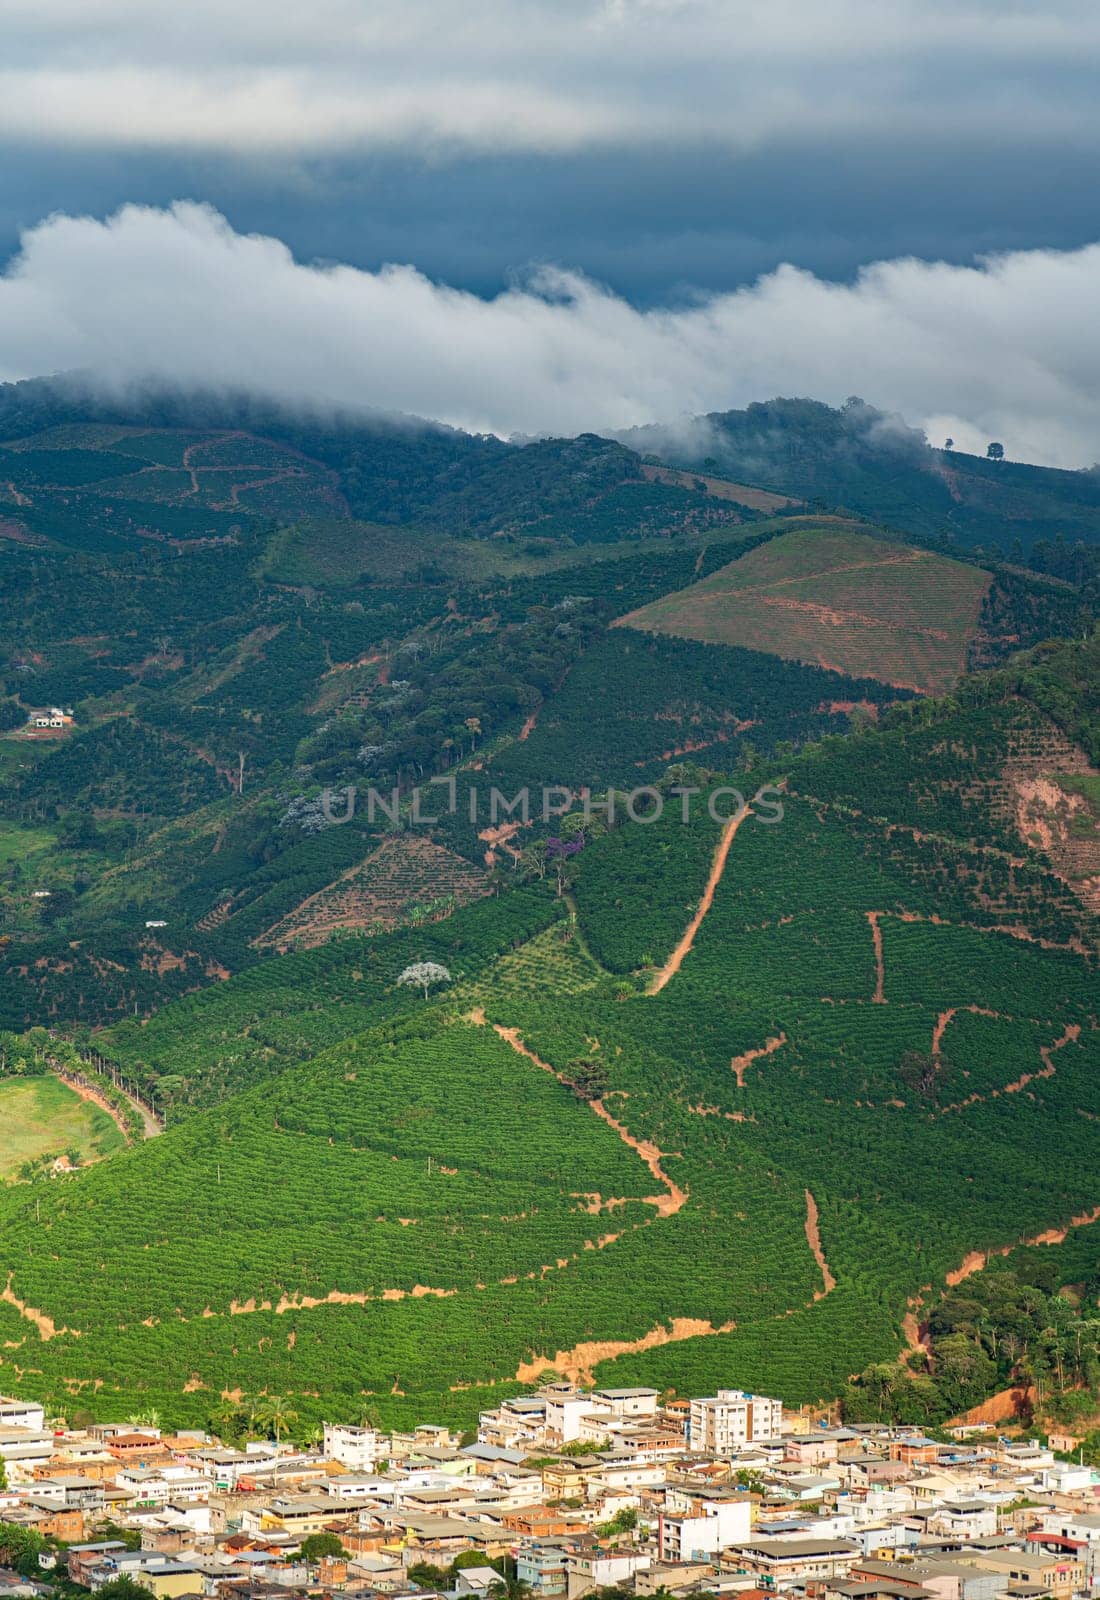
[804,1190,836,1299]
[730,1032,787,1087]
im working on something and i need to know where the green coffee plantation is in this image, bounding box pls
[0,684,1096,1430]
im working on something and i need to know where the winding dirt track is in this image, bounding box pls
[898,1203,1100,1355]
[936,1019,1081,1114]
[648,805,749,994]
[514,1315,736,1387]
[2,1273,78,1340]
[944,1203,1100,1288]
[486,1021,686,1217]
[49,1062,162,1141]
[731,1032,787,1087]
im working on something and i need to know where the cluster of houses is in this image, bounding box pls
[0,1387,1097,1600]
[19,709,72,737]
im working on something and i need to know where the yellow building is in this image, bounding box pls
[137,1567,203,1598]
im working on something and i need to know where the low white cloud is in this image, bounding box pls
[3,201,1100,467]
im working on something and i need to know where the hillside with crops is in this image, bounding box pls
[615,526,993,694]
[0,635,1095,1430]
[0,381,1097,1434]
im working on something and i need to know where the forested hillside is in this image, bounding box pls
[624,396,1100,563]
[0,383,1096,1434]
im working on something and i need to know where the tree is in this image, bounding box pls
[898,1049,939,1102]
[563,1057,610,1102]
[95,1581,154,1600]
[408,1562,451,1590]
[987,441,1005,461]
[518,840,550,882]
[252,1395,299,1486]
[597,1506,637,1536]
[734,1468,767,1495]
[488,1576,534,1600]
[209,1399,247,1445]
[300,1533,346,1561]
[0,1522,48,1577]
[396,961,452,1000]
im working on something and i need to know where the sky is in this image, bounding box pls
[3,0,1100,463]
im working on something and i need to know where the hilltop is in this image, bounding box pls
[622,396,1100,558]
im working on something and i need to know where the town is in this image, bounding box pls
[0,1386,1095,1600]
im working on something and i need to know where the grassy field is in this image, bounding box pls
[0,1075,125,1181]
[640,463,798,513]
[0,821,54,867]
[614,526,992,694]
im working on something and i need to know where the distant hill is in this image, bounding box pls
[0,381,753,555]
[622,396,1100,556]
[615,524,992,694]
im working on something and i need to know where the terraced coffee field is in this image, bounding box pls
[0,686,1095,1430]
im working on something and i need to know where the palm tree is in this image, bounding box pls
[209,1400,244,1446]
[488,1573,533,1600]
[253,1396,299,1489]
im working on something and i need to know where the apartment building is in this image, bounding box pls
[322,1423,385,1473]
[688,1390,784,1452]
[721,1536,858,1587]
[658,1493,752,1562]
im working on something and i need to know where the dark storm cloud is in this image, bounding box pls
[1,132,1099,304]
[2,0,1100,302]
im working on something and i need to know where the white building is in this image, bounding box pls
[566,1546,651,1599]
[658,1495,752,1562]
[478,1396,547,1450]
[927,1501,999,1541]
[0,1399,46,1433]
[542,1386,612,1444]
[689,1390,784,1452]
[591,1388,659,1420]
[323,1423,385,1472]
[0,1430,55,1483]
[1042,1464,1099,1496]
[1041,1510,1100,1545]
[114,1464,213,1506]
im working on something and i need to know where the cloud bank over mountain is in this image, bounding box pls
[4,201,1100,468]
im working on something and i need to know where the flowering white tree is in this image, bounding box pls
[396,961,452,1000]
